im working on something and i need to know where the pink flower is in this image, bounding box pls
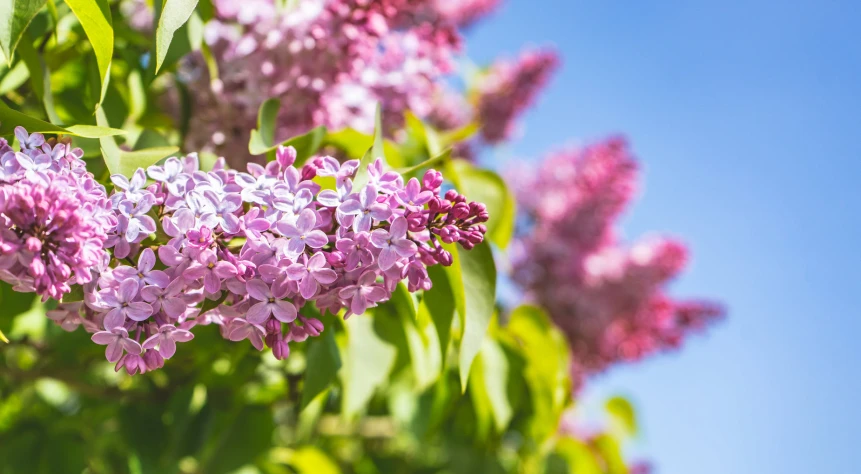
[339,185,392,233]
[142,324,194,359]
[245,278,298,324]
[91,327,143,363]
[286,253,338,299]
[276,208,329,254]
[338,271,388,316]
[99,278,153,329]
[184,250,238,294]
[370,217,418,270]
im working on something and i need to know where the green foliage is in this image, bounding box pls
[451,159,516,249]
[248,97,328,160]
[0,0,47,65]
[301,329,342,410]
[154,0,200,73]
[64,0,113,106]
[0,101,125,137]
[352,102,385,188]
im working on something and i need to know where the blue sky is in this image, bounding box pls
[465,1,861,472]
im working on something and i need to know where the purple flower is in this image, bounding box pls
[367,158,402,193]
[246,278,298,324]
[186,226,214,248]
[111,169,149,203]
[100,278,154,329]
[114,248,170,288]
[396,177,433,208]
[142,324,194,358]
[15,126,45,152]
[338,271,388,315]
[46,302,83,331]
[184,250,238,294]
[370,217,418,270]
[141,279,188,318]
[316,156,359,186]
[200,190,242,234]
[118,195,157,242]
[91,327,143,363]
[286,253,338,299]
[147,157,188,196]
[335,232,374,270]
[339,185,391,233]
[276,208,328,255]
[227,318,266,350]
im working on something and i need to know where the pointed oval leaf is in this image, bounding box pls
[155,0,200,73]
[65,0,113,106]
[0,0,47,65]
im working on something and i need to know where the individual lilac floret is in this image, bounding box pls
[91,327,143,363]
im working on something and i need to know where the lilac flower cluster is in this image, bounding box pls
[0,127,114,301]
[174,0,464,166]
[2,127,488,374]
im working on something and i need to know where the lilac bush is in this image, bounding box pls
[0,126,488,374]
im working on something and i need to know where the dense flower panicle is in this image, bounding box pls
[176,0,461,165]
[0,127,113,301]
[510,138,722,389]
[4,127,487,373]
[475,48,559,144]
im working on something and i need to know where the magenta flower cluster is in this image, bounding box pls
[177,0,468,165]
[2,127,487,374]
[0,127,114,301]
[509,137,722,389]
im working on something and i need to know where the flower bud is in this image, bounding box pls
[143,349,165,371]
[301,316,324,337]
[422,169,443,191]
[437,250,453,266]
[451,202,471,220]
[276,145,297,167]
[272,339,291,360]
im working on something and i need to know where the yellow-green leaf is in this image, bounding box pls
[0,0,47,65]
[340,313,396,416]
[65,0,113,106]
[155,0,200,73]
[301,329,341,410]
[0,102,125,137]
[451,159,516,248]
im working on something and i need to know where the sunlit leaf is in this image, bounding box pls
[423,264,455,368]
[96,108,178,177]
[606,396,638,437]
[65,0,113,106]
[477,338,513,431]
[155,0,200,73]
[248,98,327,161]
[446,241,497,391]
[452,159,516,248]
[16,36,61,123]
[341,313,397,416]
[284,446,341,474]
[0,102,125,137]
[0,0,47,65]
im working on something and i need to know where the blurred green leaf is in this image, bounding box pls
[606,396,638,437]
[301,329,341,409]
[0,0,47,65]
[341,313,397,416]
[284,446,341,474]
[154,0,199,73]
[0,60,29,95]
[16,37,61,124]
[451,159,516,249]
[422,264,455,369]
[0,328,8,343]
[474,338,513,432]
[395,148,451,176]
[0,102,125,137]
[593,433,628,474]
[248,98,327,161]
[65,0,113,106]
[449,241,497,391]
[324,127,372,158]
[554,438,603,474]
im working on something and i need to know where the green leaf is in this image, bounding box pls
[386,283,441,390]
[394,148,451,175]
[423,264,455,367]
[0,102,125,137]
[554,438,603,474]
[301,329,341,410]
[606,396,638,437]
[155,0,200,73]
[448,240,497,391]
[476,338,513,431]
[352,102,384,188]
[324,127,372,158]
[248,98,327,161]
[0,0,47,65]
[285,446,341,474]
[16,37,61,124]
[341,313,397,416]
[96,108,178,177]
[65,0,113,106]
[451,159,516,248]
[0,327,8,343]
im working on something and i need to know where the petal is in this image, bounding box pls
[142,334,160,350]
[272,300,298,323]
[316,190,341,207]
[299,276,318,299]
[158,338,177,359]
[312,269,338,285]
[110,174,130,190]
[183,264,207,281]
[377,248,398,270]
[145,270,171,288]
[104,309,125,329]
[138,248,156,272]
[285,263,307,281]
[338,199,362,215]
[91,331,117,345]
[203,272,221,294]
[173,329,194,343]
[126,302,154,321]
[353,213,372,233]
[213,261,238,279]
[296,208,316,233]
[369,229,390,248]
[304,230,329,248]
[246,301,272,324]
[105,340,124,363]
[246,279,272,301]
[392,238,418,257]
[350,294,368,315]
[390,217,408,239]
[162,297,188,318]
[121,338,143,355]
